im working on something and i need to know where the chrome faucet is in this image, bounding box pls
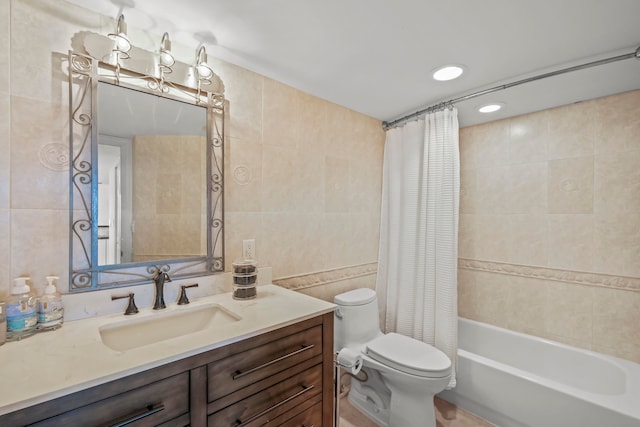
[153,271,171,310]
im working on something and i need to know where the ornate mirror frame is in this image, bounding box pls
[68,48,225,292]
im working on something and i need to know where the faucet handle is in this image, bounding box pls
[177,283,199,305]
[112,293,139,315]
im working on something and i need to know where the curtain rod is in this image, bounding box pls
[382,46,640,131]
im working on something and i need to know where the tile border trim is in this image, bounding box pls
[273,262,378,291]
[459,258,640,292]
[273,259,640,292]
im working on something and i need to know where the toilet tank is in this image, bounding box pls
[334,288,382,351]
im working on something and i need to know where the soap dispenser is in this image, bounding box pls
[6,277,38,341]
[37,276,64,331]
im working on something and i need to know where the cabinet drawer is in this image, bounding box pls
[208,364,322,427]
[278,402,322,427]
[208,325,322,401]
[265,394,323,427]
[31,372,189,427]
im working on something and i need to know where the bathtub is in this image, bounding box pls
[438,318,640,427]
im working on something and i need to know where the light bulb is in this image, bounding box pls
[432,65,464,81]
[478,104,503,113]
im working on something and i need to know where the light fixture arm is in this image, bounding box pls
[161,33,171,54]
[116,14,127,35]
[197,45,207,64]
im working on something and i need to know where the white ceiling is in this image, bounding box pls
[68,0,640,127]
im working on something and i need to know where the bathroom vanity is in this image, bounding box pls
[0,285,335,426]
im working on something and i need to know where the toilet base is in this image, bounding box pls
[348,380,389,426]
[387,385,437,427]
[345,364,448,427]
[346,367,390,425]
[381,370,447,427]
[347,382,440,427]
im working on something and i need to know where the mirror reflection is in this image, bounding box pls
[97,82,208,266]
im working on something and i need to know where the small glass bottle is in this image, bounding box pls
[6,277,38,341]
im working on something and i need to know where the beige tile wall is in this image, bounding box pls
[2,0,384,299]
[220,62,384,280]
[459,90,640,363]
[131,135,207,261]
[1,0,10,297]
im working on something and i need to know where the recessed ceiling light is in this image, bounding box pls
[478,103,504,113]
[432,65,464,81]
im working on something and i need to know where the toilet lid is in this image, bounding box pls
[334,288,376,306]
[365,333,451,378]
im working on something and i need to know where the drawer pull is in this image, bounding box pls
[234,384,314,427]
[109,403,165,427]
[232,344,315,380]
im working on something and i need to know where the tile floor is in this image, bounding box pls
[339,394,496,427]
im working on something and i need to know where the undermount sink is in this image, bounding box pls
[99,304,241,352]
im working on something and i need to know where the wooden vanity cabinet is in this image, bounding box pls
[0,364,193,427]
[0,312,335,427]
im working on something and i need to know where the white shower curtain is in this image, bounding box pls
[376,108,459,388]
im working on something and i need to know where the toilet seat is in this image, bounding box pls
[365,333,451,378]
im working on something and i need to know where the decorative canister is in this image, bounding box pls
[232,260,257,300]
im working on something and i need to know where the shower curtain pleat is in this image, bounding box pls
[376,108,459,388]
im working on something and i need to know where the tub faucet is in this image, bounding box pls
[153,271,171,310]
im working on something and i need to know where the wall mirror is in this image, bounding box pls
[68,35,225,291]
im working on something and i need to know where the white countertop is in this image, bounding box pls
[0,285,335,415]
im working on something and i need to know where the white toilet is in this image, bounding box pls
[334,288,451,427]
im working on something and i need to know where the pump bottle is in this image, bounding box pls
[6,277,38,341]
[37,276,64,331]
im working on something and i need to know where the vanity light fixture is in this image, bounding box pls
[196,46,214,82]
[108,14,131,56]
[100,16,220,95]
[478,103,504,113]
[432,65,464,81]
